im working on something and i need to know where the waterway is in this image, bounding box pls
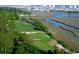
[53,11,79,20]
[46,11,79,45]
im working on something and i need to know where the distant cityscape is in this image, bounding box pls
[0,5,79,11]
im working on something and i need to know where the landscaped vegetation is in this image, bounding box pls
[0,7,40,54]
[0,7,70,54]
[15,21,35,32]
[30,32,51,41]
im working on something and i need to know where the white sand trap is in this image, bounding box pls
[21,31,43,34]
[33,39,41,40]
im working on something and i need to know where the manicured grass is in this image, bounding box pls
[15,21,35,32]
[33,40,53,51]
[31,32,55,51]
[14,21,55,52]
[30,32,51,41]
[29,32,54,51]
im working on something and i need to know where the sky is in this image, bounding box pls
[0,0,79,5]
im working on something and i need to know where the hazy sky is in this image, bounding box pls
[0,0,79,5]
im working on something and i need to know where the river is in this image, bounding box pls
[53,11,79,20]
[31,11,79,51]
[45,11,79,51]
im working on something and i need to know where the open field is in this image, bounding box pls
[15,21,35,32]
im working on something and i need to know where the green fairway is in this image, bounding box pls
[30,32,51,41]
[29,31,54,51]
[15,21,54,52]
[15,21,35,32]
[33,40,53,51]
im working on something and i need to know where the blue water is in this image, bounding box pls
[46,11,79,31]
[54,11,68,18]
[46,19,79,31]
[46,19,62,27]
[53,11,79,20]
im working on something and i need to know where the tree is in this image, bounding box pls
[0,9,19,53]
